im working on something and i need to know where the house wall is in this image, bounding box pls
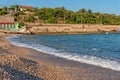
[0,16,14,23]
[0,15,17,31]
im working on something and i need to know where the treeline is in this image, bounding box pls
[34,7,120,25]
[1,5,120,25]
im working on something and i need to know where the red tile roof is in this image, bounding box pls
[0,22,14,24]
[19,5,34,9]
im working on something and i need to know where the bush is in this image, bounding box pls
[18,22,24,28]
[24,15,35,22]
[47,17,57,23]
[0,9,7,15]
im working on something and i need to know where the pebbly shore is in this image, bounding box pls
[0,33,120,80]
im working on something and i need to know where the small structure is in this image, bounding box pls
[19,5,34,11]
[0,15,19,31]
[18,5,34,15]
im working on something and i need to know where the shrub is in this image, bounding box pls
[18,22,24,28]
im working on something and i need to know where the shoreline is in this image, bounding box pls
[1,24,120,35]
[0,34,120,80]
[8,35,120,71]
[2,30,120,36]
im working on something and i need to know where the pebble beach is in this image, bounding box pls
[0,33,120,80]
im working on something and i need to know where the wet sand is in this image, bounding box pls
[0,33,120,80]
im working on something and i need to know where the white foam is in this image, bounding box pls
[7,36,120,71]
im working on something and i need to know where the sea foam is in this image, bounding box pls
[7,36,120,71]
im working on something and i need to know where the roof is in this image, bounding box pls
[0,22,14,24]
[19,5,34,9]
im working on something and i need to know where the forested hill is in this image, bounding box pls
[1,6,120,25]
[34,7,120,25]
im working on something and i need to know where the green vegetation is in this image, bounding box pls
[14,11,25,17]
[34,7,120,25]
[18,22,25,28]
[10,5,19,10]
[0,7,7,15]
[1,5,120,25]
[24,15,35,22]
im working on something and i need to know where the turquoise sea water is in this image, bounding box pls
[7,33,120,71]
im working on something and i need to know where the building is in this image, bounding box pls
[0,15,19,30]
[19,5,34,11]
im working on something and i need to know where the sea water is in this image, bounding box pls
[7,33,120,71]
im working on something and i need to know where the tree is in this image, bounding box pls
[87,9,92,14]
[78,8,87,13]
[10,5,19,12]
[24,15,35,22]
[34,7,120,25]
[0,9,7,15]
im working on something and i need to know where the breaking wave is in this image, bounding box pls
[7,35,120,71]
